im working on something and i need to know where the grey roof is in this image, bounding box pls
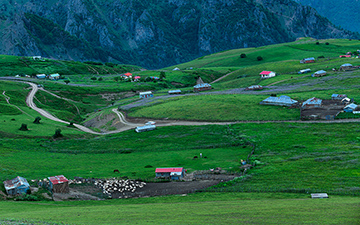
[136,125,156,131]
[345,103,358,110]
[168,90,181,94]
[304,57,315,61]
[341,63,352,67]
[299,68,311,73]
[260,95,298,106]
[302,97,322,107]
[314,70,326,74]
[194,83,211,88]
[331,94,347,98]
[247,85,263,89]
[139,91,153,95]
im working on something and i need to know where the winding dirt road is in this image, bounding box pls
[20,81,360,135]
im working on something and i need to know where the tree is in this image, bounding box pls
[33,116,41,124]
[98,77,103,81]
[160,71,166,80]
[257,56,263,61]
[64,80,70,85]
[19,124,28,131]
[91,77,97,81]
[325,42,329,45]
[316,42,320,45]
[240,53,246,58]
[53,129,63,138]
[114,77,119,82]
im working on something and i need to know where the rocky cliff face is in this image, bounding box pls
[0,0,358,69]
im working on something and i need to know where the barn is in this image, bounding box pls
[48,175,69,193]
[139,91,153,99]
[312,70,326,77]
[3,176,30,196]
[302,97,322,109]
[260,95,298,107]
[155,168,186,180]
[260,71,276,79]
[300,57,315,64]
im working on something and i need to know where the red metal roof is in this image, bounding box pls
[124,72,132,76]
[134,76,141,79]
[339,55,351,58]
[260,71,273,75]
[48,175,68,185]
[155,168,184,173]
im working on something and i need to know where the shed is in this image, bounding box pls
[194,83,211,92]
[48,175,69,193]
[300,57,315,64]
[302,97,322,109]
[312,70,326,77]
[36,74,46,79]
[339,55,351,58]
[344,103,358,113]
[168,90,181,95]
[33,56,42,60]
[260,71,276,79]
[139,91,153,99]
[49,73,60,80]
[173,67,180,71]
[245,85,263,91]
[3,176,30,196]
[298,68,311,74]
[135,125,156,133]
[134,76,141,81]
[331,94,347,100]
[340,63,353,71]
[260,95,298,107]
[155,168,185,180]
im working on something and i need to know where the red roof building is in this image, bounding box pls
[124,72,132,77]
[339,55,351,58]
[48,175,69,193]
[155,168,185,180]
[260,71,276,78]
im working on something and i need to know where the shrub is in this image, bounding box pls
[316,42,320,45]
[98,77,103,81]
[19,124,28,131]
[91,77,97,81]
[53,129,63,138]
[325,42,329,45]
[33,116,41,124]
[240,53,246,58]
[318,56,325,58]
[144,165,153,168]
[257,56,263,61]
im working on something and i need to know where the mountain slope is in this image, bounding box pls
[0,0,358,69]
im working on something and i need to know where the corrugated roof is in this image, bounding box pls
[302,97,322,107]
[3,176,30,191]
[260,71,273,75]
[194,83,211,88]
[136,125,156,130]
[332,94,347,98]
[314,70,326,74]
[345,103,358,110]
[299,69,311,73]
[261,95,297,105]
[168,90,181,93]
[247,85,263,89]
[48,175,68,185]
[156,168,184,173]
[304,57,315,61]
[124,72,132,76]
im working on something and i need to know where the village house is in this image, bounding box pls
[49,73,60,80]
[339,55,351,58]
[300,57,315,64]
[194,83,211,92]
[36,74,46,79]
[245,85,263,91]
[139,91,153,99]
[124,72,132,78]
[331,94,347,100]
[32,56,42,60]
[3,176,30,196]
[155,168,186,180]
[48,175,69,193]
[168,90,182,95]
[298,68,311,74]
[260,71,276,79]
[312,70,326,77]
[301,97,322,109]
[339,63,354,71]
[344,103,358,113]
[135,124,156,133]
[260,95,298,107]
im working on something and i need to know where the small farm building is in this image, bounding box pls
[33,56,42,60]
[135,125,156,133]
[340,63,353,71]
[311,193,329,199]
[194,83,211,92]
[260,71,276,79]
[139,91,153,99]
[302,97,322,109]
[245,85,263,91]
[344,103,358,113]
[312,70,326,77]
[124,72,132,78]
[3,176,30,196]
[331,94,347,100]
[168,90,181,95]
[155,168,186,180]
[260,95,298,107]
[173,67,180,71]
[49,73,60,80]
[298,68,311,74]
[48,175,69,193]
[339,55,351,58]
[300,57,315,64]
[36,74,46,79]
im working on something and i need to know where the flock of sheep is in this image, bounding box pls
[94,178,146,198]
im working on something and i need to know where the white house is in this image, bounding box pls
[139,91,153,99]
[260,71,276,78]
